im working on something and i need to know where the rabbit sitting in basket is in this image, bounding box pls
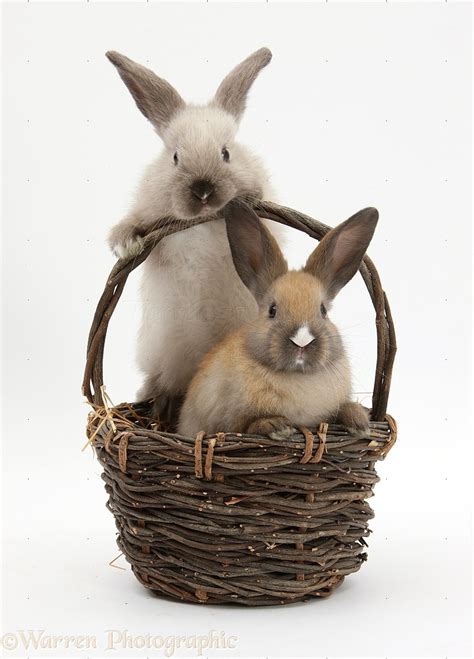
[178,202,378,439]
[106,48,277,426]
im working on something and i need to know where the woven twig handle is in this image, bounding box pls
[82,201,396,421]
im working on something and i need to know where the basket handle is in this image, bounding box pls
[82,201,396,421]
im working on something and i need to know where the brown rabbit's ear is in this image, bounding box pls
[106,51,185,136]
[224,200,287,301]
[305,208,379,299]
[213,47,272,121]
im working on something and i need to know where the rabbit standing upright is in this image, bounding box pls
[106,48,276,422]
[178,202,379,439]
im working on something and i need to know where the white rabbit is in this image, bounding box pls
[106,48,276,422]
[178,202,379,439]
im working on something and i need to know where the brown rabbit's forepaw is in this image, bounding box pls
[246,416,297,440]
[337,402,370,438]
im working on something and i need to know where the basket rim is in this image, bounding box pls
[82,200,396,421]
[86,399,398,472]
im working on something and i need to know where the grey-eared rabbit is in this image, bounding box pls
[106,48,276,423]
[178,202,379,439]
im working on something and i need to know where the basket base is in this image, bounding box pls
[89,401,396,607]
[131,564,346,606]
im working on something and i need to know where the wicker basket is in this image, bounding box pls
[83,201,397,606]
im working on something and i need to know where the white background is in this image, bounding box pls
[1,1,472,658]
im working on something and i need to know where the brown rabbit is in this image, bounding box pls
[178,201,378,439]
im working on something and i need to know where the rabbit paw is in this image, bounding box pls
[247,416,297,440]
[108,222,145,259]
[337,402,370,438]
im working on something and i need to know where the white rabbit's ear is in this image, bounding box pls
[213,47,272,121]
[106,51,185,136]
[224,200,287,301]
[305,208,379,299]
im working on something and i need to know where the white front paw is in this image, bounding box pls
[113,235,145,259]
[108,223,145,260]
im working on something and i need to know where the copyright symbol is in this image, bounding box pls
[1,633,18,650]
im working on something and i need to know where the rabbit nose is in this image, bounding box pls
[191,180,215,203]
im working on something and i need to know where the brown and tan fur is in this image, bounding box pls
[178,201,379,439]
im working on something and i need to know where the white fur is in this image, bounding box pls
[137,218,261,396]
[290,324,315,348]
[109,105,276,399]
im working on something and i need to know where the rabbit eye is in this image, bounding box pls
[269,303,277,318]
[173,152,179,165]
[221,147,230,163]
[320,303,327,318]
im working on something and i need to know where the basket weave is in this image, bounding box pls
[83,201,397,606]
